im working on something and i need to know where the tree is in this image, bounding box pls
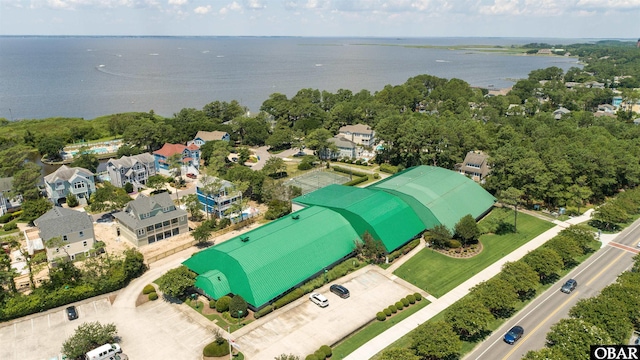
[454,214,480,246]
[545,235,583,268]
[237,147,251,164]
[498,187,524,232]
[379,348,419,360]
[567,180,592,215]
[21,197,53,222]
[70,146,99,173]
[0,244,19,294]
[274,355,301,360]
[428,224,452,249]
[146,174,169,192]
[191,223,212,246]
[569,296,633,344]
[545,318,612,359]
[168,153,184,180]
[12,162,42,200]
[593,202,629,230]
[359,231,386,264]
[499,261,539,300]
[66,193,79,207]
[262,156,287,178]
[522,348,570,360]
[229,294,248,318]
[471,277,518,318]
[123,182,134,194]
[444,297,493,341]
[182,193,203,221]
[156,265,196,298]
[304,128,332,159]
[522,248,564,283]
[123,248,147,280]
[61,321,118,360]
[411,320,462,360]
[37,135,65,161]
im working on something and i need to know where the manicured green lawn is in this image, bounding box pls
[331,298,430,359]
[394,209,555,298]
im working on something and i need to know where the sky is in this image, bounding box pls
[0,0,639,38]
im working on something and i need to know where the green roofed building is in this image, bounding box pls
[183,206,359,309]
[369,166,496,229]
[293,184,425,252]
[183,165,495,309]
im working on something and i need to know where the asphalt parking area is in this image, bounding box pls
[0,298,214,360]
[235,267,424,359]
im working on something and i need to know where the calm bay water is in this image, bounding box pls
[0,36,582,120]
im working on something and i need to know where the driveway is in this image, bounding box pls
[250,146,300,170]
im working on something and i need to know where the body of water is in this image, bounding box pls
[0,36,583,120]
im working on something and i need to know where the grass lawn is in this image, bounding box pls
[394,209,555,298]
[331,298,430,359]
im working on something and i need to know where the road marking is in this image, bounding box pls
[502,292,577,359]
[586,250,627,287]
[608,242,640,254]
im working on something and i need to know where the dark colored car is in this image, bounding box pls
[503,326,524,345]
[561,279,578,294]
[330,284,350,299]
[66,306,78,321]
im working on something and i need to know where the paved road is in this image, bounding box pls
[464,219,640,360]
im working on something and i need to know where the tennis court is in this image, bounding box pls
[285,169,351,194]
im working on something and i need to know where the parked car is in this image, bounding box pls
[560,279,578,294]
[186,173,197,179]
[66,306,78,320]
[309,293,329,307]
[330,284,350,299]
[503,325,524,344]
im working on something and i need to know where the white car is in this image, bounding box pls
[309,293,329,307]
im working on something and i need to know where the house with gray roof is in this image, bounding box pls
[553,107,571,120]
[107,153,157,191]
[113,192,188,247]
[338,124,375,146]
[188,131,230,147]
[0,177,22,216]
[43,165,95,205]
[321,135,359,160]
[456,151,491,183]
[32,207,96,262]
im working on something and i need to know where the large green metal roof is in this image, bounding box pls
[183,206,359,308]
[293,184,425,251]
[368,166,496,229]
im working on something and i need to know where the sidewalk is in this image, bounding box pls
[344,210,594,360]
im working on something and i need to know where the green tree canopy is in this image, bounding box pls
[411,320,462,360]
[454,214,480,246]
[156,265,197,298]
[61,321,118,360]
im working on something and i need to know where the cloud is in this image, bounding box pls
[219,1,242,14]
[193,4,210,13]
[244,0,265,9]
[168,0,187,5]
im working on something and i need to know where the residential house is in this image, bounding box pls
[43,165,96,205]
[153,143,201,176]
[112,192,188,247]
[338,124,376,146]
[564,82,581,89]
[196,176,243,219]
[0,177,22,216]
[188,131,230,147]
[553,107,571,120]
[28,207,96,262]
[321,135,359,160]
[584,81,605,89]
[107,153,157,190]
[456,151,491,183]
[613,96,623,109]
[597,104,616,113]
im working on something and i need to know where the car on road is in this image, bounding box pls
[330,284,350,299]
[560,279,578,294]
[309,293,329,307]
[66,306,78,321]
[293,151,306,157]
[503,325,524,345]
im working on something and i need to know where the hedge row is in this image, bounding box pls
[387,239,421,263]
[376,293,422,321]
[305,345,332,360]
[332,166,369,178]
[379,164,399,174]
[343,175,369,187]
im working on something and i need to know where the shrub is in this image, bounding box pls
[124,182,134,194]
[142,284,155,294]
[209,299,216,309]
[343,176,369,187]
[389,305,397,313]
[305,355,318,360]
[218,218,231,229]
[407,294,416,304]
[274,288,305,309]
[379,163,398,174]
[414,292,423,301]
[384,308,392,316]
[265,199,292,220]
[3,220,18,231]
[320,345,332,358]
[298,161,313,170]
[447,239,462,248]
[148,292,158,301]
[203,340,230,357]
[376,312,386,321]
[332,166,368,177]
[0,212,12,223]
[216,295,231,312]
[314,349,325,359]
[230,295,248,318]
[401,297,410,307]
[395,301,404,310]
[373,172,380,179]
[66,193,79,207]
[254,305,273,319]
